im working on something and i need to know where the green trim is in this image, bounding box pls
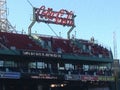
[0,49,20,55]
[62,53,113,62]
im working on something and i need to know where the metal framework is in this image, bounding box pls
[0,0,16,32]
[0,0,7,31]
[113,31,117,59]
[28,6,76,39]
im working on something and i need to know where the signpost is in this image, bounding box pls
[28,5,76,39]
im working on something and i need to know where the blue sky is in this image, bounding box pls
[7,0,120,59]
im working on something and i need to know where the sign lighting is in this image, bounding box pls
[35,6,75,26]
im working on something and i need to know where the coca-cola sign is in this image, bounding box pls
[35,6,75,26]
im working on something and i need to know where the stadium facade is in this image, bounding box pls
[0,4,116,90]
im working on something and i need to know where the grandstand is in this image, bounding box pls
[0,4,115,90]
[0,31,115,90]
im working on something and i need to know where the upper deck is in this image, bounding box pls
[0,32,113,62]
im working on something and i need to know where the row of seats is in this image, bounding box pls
[77,39,111,58]
[39,36,112,58]
[0,32,112,58]
[39,36,81,53]
[0,32,47,51]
